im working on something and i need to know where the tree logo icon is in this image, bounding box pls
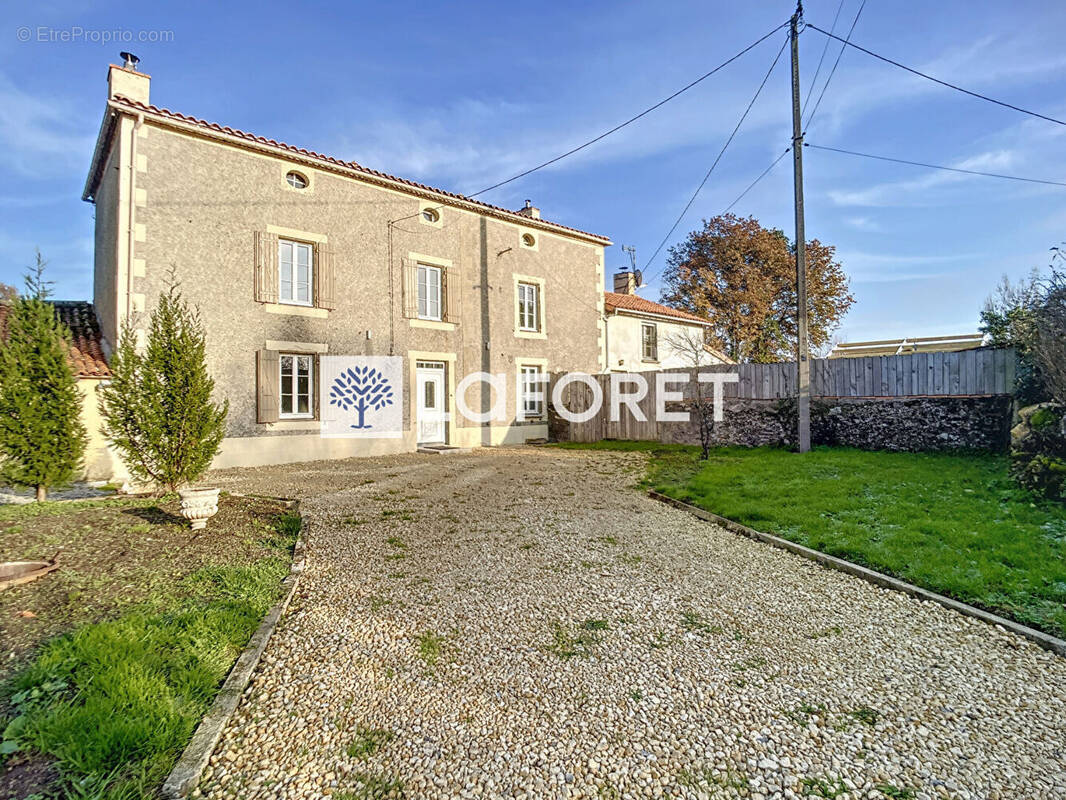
[328,365,395,429]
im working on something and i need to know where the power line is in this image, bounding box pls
[806,142,1066,187]
[801,0,846,116]
[468,21,790,198]
[722,147,792,214]
[803,0,868,132]
[805,24,1066,127]
[640,35,790,278]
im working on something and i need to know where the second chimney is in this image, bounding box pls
[613,271,638,295]
[515,199,541,219]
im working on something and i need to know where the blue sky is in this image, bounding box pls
[2,0,1065,344]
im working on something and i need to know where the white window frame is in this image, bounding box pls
[417,264,443,321]
[517,282,540,332]
[641,322,658,361]
[519,364,545,419]
[279,353,314,419]
[278,239,314,307]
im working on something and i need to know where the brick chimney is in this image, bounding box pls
[613,271,639,295]
[515,199,540,219]
[108,54,150,105]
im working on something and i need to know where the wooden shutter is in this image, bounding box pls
[314,242,337,310]
[256,349,280,423]
[402,259,418,318]
[254,231,279,304]
[443,267,460,323]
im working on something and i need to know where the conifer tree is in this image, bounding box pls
[100,274,228,492]
[0,252,87,501]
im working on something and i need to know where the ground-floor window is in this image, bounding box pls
[280,353,314,418]
[519,364,544,419]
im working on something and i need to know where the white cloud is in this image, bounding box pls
[826,149,1032,207]
[0,74,94,177]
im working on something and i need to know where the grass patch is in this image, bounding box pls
[875,784,917,799]
[548,621,602,660]
[1,560,289,798]
[801,776,848,798]
[846,706,881,726]
[416,632,443,667]
[346,725,395,759]
[570,442,1066,638]
[0,499,296,798]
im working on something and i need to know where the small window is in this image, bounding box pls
[421,207,440,224]
[278,239,313,305]
[641,323,658,361]
[280,354,314,418]
[521,232,536,248]
[517,282,540,332]
[417,264,442,320]
[286,171,308,189]
[520,365,544,418]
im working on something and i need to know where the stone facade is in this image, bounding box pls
[83,65,610,471]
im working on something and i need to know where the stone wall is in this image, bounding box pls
[554,395,1014,453]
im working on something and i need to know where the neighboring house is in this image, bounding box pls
[83,60,610,471]
[604,271,733,371]
[828,334,985,359]
[0,301,124,482]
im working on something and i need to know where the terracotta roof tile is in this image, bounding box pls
[603,292,711,325]
[0,301,111,378]
[51,301,111,377]
[102,97,611,245]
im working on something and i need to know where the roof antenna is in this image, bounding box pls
[120,52,140,71]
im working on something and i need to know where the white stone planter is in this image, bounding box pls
[178,487,220,530]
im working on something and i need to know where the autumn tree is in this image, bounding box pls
[660,214,854,363]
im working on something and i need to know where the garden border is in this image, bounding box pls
[161,497,307,799]
[647,490,1066,658]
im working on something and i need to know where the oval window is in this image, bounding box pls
[422,208,440,223]
[286,171,308,189]
[521,233,536,247]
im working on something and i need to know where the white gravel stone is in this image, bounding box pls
[199,448,1066,800]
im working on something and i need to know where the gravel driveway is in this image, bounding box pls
[199,447,1066,800]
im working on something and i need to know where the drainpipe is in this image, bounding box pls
[125,112,144,323]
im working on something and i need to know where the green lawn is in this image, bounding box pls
[555,442,1066,638]
[1,497,300,800]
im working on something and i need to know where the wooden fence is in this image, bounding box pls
[551,347,1016,443]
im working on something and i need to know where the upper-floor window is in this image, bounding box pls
[422,208,440,224]
[280,353,314,418]
[641,322,658,361]
[521,232,536,248]
[417,264,442,321]
[279,239,313,305]
[517,282,540,332]
[286,171,308,189]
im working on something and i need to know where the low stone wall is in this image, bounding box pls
[555,395,1014,452]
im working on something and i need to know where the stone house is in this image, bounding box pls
[83,61,611,471]
[604,271,733,372]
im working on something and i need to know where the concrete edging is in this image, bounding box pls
[647,490,1066,658]
[161,500,307,799]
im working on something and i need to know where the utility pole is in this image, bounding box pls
[790,3,812,453]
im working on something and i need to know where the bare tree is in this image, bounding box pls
[665,329,717,460]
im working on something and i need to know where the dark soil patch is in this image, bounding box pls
[0,752,58,799]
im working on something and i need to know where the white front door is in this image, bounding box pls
[416,363,446,444]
